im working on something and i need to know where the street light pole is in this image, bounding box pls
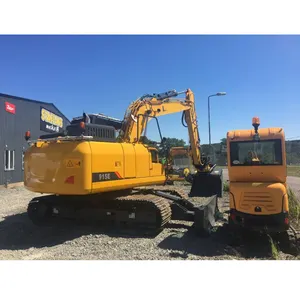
[208,96,212,146]
[208,92,227,163]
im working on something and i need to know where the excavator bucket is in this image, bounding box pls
[194,194,218,236]
[189,169,223,198]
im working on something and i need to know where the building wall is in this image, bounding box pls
[0,95,70,185]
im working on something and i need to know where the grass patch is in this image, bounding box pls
[288,187,300,225]
[223,181,229,192]
[287,166,300,177]
[268,235,280,260]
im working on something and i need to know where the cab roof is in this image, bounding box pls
[227,127,284,141]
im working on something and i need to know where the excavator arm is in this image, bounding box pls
[118,90,189,143]
[118,88,210,172]
[117,88,223,197]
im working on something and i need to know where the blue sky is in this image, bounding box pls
[0,35,299,144]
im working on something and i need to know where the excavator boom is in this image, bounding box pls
[118,89,208,172]
[119,90,189,143]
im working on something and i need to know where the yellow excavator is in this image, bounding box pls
[165,147,195,184]
[227,117,299,252]
[23,89,223,233]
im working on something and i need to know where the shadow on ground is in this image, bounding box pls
[158,229,236,259]
[158,224,277,259]
[0,212,161,251]
[0,212,296,259]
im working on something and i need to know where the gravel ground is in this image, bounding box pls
[0,184,298,260]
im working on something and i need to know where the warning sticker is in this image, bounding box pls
[65,159,81,168]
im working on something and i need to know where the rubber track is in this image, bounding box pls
[133,185,190,200]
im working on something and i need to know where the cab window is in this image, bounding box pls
[149,149,158,163]
[229,139,283,166]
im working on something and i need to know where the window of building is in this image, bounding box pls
[4,150,15,171]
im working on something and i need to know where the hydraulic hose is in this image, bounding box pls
[181,111,188,128]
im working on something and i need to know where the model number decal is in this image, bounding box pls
[99,173,111,180]
[92,172,122,182]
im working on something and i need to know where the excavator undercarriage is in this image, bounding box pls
[27,185,219,235]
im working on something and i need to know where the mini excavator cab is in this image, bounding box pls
[227,117,290,233]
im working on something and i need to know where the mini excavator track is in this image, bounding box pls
[226,220,300,256]
[27,192,172,231]
[275,225,300,256]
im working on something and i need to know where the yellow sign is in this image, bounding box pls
[41,108,63,128]
[65,159,81,168]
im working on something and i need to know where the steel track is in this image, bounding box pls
[27,192,172,231]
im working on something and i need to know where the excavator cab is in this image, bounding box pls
[165,147,192,182]
[227,117,289,232]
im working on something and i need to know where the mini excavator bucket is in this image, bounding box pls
[189,169,223,198]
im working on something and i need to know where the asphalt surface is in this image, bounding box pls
[222,168,300,194]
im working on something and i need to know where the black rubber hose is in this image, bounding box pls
[181,111,188,128]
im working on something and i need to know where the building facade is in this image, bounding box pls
[0,93,70,186]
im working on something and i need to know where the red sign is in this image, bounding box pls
[5,102,16,114]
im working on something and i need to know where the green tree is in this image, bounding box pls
[159,137,186,158]
[162,137,186,148]
[218,137,228,165]
[220,138,227,145]
[141,136,186,158]
[139,136,157,147]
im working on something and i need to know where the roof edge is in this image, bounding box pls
[0,92,70,123]
[0,92,52,105]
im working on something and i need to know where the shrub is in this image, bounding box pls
[288,187,300,224]
[223,181,229,192]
